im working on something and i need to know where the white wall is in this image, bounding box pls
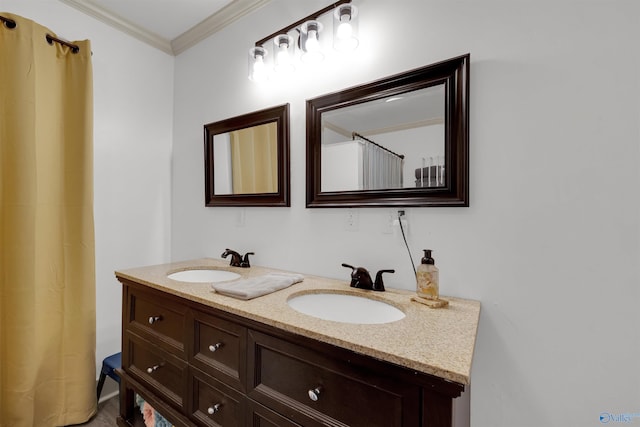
[172,1,640,426]
[1,0,175,388]
[3,0,636,425]
[321,141,363,191]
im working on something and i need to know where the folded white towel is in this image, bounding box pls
[212,273,304,300]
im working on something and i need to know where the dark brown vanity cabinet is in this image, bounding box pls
[247,330,420,427]
[116,279,465,427]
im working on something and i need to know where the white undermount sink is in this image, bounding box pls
[167,269,240,283]
[287,292,405,324]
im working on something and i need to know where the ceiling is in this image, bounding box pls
[323,85,445,144]
[59,0,271,55]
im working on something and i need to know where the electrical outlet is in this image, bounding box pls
[393,209,409,236]
[345,209,359,231]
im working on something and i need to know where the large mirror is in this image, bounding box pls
[205,104,290,206]
[306,54,469,207]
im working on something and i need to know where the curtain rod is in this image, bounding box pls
[1,15,81,53]
[352,132,405,159]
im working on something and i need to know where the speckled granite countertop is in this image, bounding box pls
[115,258,480,385]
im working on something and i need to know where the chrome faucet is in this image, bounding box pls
[341,263,395,292]
[221,249,254,268]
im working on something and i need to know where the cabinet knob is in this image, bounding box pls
[207,403,221,415]
[208,343,223,352]
[148,316,162,324]
[146,365,160,374]
[308,386,323,402]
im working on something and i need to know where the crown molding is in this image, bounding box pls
[172,0,271,55]
[59,0,173,54]
[58,0,271,56]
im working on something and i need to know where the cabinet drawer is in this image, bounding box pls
[191,310,246,391]
[126,287,188,356]
[189,368,245,427]
[248,330,420,427]
[247,400,302,427]
[126,333,188,412]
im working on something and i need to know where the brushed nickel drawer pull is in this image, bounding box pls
[146,364,160,374]
[208,343,223,352]
[207,403,221,415]
[148,316,162,324]
[308,386,323,402]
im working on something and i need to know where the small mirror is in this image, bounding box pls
[205,104,290,206]
[306,54,469,207]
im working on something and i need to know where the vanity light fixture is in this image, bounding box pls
[248,0,359,82]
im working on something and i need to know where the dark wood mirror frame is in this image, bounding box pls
[306,54,469,208]
[204,104,290,207]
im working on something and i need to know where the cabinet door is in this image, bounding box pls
[247,330,420,427]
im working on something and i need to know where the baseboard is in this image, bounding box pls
[98,389,119,404]
[97,376,120,404]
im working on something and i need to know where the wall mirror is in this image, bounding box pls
[306,54,469,207]
[205,104,290,206]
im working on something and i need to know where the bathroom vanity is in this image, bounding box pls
[114,258,480,427]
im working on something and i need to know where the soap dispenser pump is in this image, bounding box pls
[416,249,439,300]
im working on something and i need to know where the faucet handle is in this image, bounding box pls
[240,252,254,268]
[373,269,395,292]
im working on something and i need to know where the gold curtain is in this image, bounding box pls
[0,13,96,426]
[230,122,277,194]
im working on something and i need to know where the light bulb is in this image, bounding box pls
[248,46,268,82]
[301,20,324,64]
[273,35,294,74]
[275,45,293,74]
[277,45,288,64]
[336,19,352,40]
[305,29,319,52]
[252,55,266,82]
[333,4,358,51]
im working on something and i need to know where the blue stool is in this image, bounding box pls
[97,352,121,400]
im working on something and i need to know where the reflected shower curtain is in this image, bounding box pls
[230,123,277,194]
[362,141,403,190]
[0,13,96,426]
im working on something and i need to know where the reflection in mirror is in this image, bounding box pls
[205,104,290,207]
[306,54,469,207]
[213,122,278,195]
[321,84,445,192]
